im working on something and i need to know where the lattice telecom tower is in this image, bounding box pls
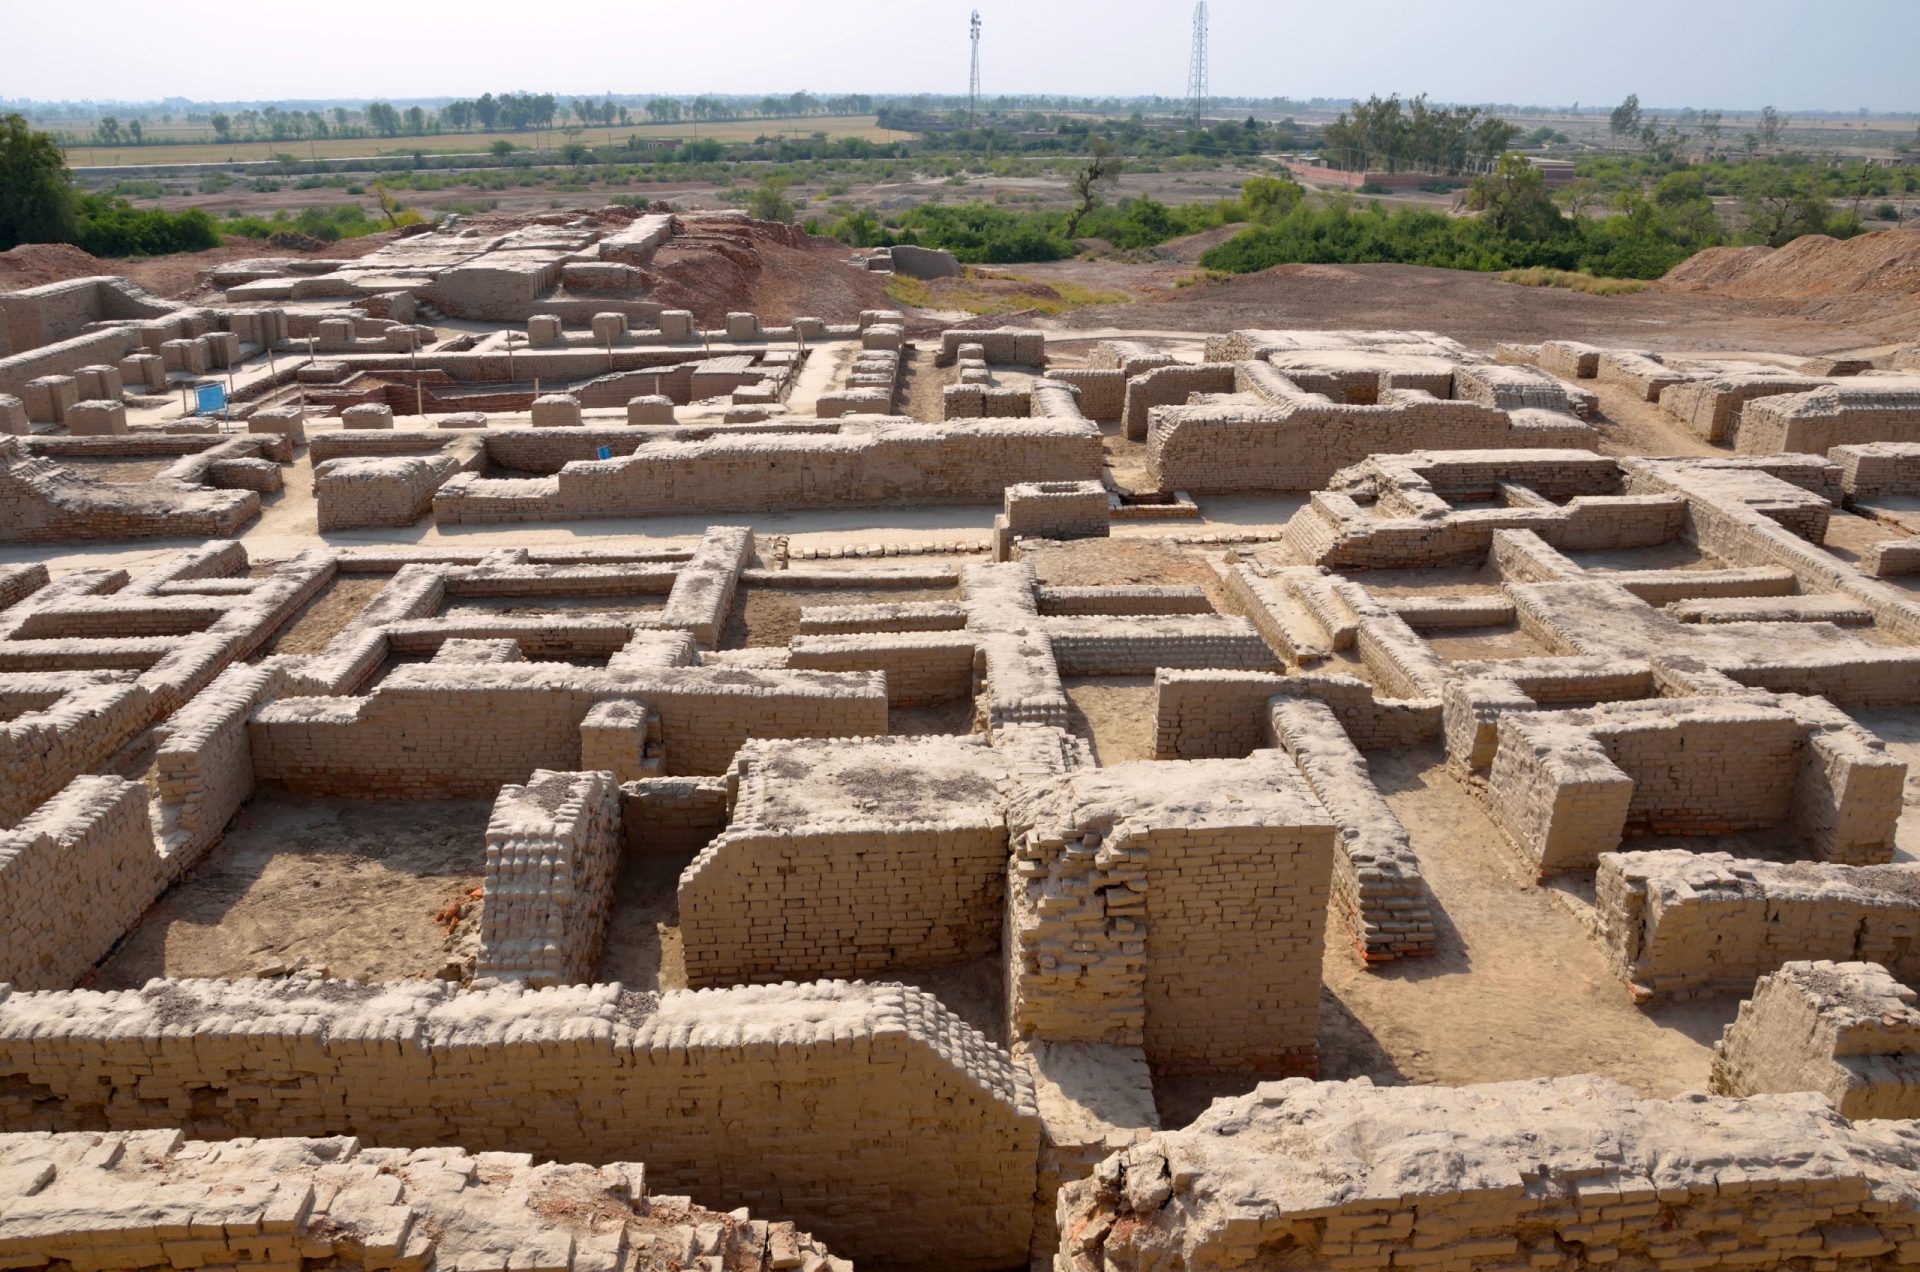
[969,11,982,126]
[1187,2,1209,126]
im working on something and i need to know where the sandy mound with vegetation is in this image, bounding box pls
[1664,229,1920,300]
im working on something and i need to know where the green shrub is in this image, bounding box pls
[73,195,218,256]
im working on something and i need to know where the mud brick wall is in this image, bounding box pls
[656,526,751,647]
[1018,1040,1158,1266]
[1042,616,1278,676]
[1659,374,1828,443]
[0,563,49,611]
[964,563,1071,730]
[938,328,1046,367]
[0,777,160,989]
[1034,585,1210,617]
[154,661,289,857]
[1007,757,1333,1074]
[1003,480,1109,537]
[680,736,1009,985]
[1486,696,1902,874]
[1630,456,1920,651]
[787,631,977,706]
[1537,339,1604,379]
[1711,960,1920,1120]
[314,456,465,530]
[619,775,729,855]
[1596,850,1920,998]
[1047,369,1125,421]
[0,436,260,544]
[0,1130,848,1272]
[1597,348,1691,400]
[1148,391,1593,494]
[1143,822,1329,1074]
[0,979,1039,1271]
[476,771,623,987]
[1269,700,1435,963]
[0,329,146,399]
[681,822,1008,985]
[797,600,969,633]
[1152,669,1440,760]
[1055,1074,1920,1272]
[1442,656,1655,771]
[251,663,888,793]
[0,673,149,828]
[441,421,1104,522]
[1834,441,1920,498]
[1121,363,1236,441]
[1737,383,1920,455]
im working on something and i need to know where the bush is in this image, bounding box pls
[219,203,391,244]
[1199,188,1709,281]
[72,195,218,256]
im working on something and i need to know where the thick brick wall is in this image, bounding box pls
[0,979,1039,1271]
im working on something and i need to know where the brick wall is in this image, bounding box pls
[476,770,623,987]
[1596,849,1920,998]
[1056,1074,1920,1272]
[0,978,1039,1270]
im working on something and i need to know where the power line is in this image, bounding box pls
[969,11,982,127]
[1187,2,1209,128]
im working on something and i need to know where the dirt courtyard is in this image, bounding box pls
[91,796,491,988]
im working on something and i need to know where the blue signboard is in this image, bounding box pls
[596,445,613,460]
[195,383,227,415]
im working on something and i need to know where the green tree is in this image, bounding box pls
[210,112,232,143]
[1608,94,1642,143]
[366,103,401,137]
[1464,153,1564,240]
[0,113,77,249]
[490,139,515,160]
[747,177,797,223]
[1241,175,1304,225]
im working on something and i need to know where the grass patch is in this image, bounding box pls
[887,269,1128,316]
[1500,267,1651,296]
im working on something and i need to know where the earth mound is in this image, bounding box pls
[1664,229,1920,300]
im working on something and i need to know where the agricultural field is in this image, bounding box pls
[60,115,908,168]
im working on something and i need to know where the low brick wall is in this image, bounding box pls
[1152,668,1441,759]
[0,777,161,989]
[680,736,1009,986]
[1056,1074,1920,1272]
[1007,756,1333,1074]
[1595,849,1920,998]
[475,770,623,987]
[0,1130,845,1272]
[0,978,1039,1271]
[1269,699,1435,963]
[1711,960,1920,1119]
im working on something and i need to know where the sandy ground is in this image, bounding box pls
[91,796,490,988]
[1046,259,1920,351]
[722,585,959,649]
[1156,744,1739,1126]
[597,852,689,993]
[1064,678,1158,764]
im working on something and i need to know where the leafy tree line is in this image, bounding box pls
[1198,151,1873,280]
[2,112,224,254]
[1318,95,1521,175]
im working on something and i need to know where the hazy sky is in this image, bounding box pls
[8,0,1917,112]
